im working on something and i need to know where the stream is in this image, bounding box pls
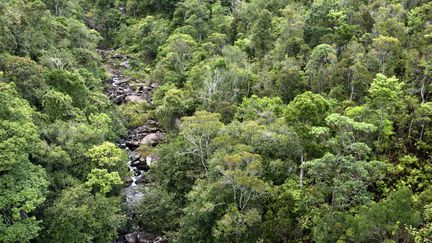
[98,50,166,243]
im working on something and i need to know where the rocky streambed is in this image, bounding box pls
[98,50,166,243]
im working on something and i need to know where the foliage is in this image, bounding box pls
[43,186,125,242]
[3,0,432,241]
[0,83,49,242]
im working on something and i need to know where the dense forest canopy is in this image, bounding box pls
[1,0,432,242]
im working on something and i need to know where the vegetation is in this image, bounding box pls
[1,0,432,242]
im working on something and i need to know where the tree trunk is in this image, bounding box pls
[300,153,304,188]
[420,78,426,103]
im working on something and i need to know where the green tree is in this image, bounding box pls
[304,114,384,211]
[85,168,122,194]
[85,141,128,177]
[117,16,169,63]
[173,0,211,41]
[367,73,404,141]
[42,89,76,121]
[135,185,181,234]
[180,111,224,177]
[154,84,194,131]
[370,35,402,75]
[304,0,339,47]
[250,9,273,57]
[235,95,284,122]
[0,83,48,242]
[176,145,269,242]
[346,187,420,242]
[43,186,125,242]
[0,54,48,107]
[337,39,372,101]
[285,91,332,163]
[305,44,337,94]
[155,33,197,84]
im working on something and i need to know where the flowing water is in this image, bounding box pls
[99,49,166,243]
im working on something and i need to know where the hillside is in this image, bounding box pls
[1,0,432,242]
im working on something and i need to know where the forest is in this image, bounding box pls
[1,0,432,242]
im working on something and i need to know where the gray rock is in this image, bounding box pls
[125,95,146,104]
[129,151,141,162]
[114,94,126,104]
[146,154,160,167]
[125,232,137,243]
[121,60,130,69]
[131,160,149,171]
[126,140,140,149]
[140,132,164,146]
[124,177,133,187]
[135,174,148,184]
[137,232,155,243]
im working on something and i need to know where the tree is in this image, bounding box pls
[370,35,402,75]
[0,0,54,58]
[45,70,89,109]
[371,3,406,41]
[117,16,169,63]
[304,0,339,47]
[269,57,307,103]
[235,95,284,122]
[304,114,384,211]
[346,187,419,242]
[154,83,194,131]
[43,186,125,242]
[125,0,181,17]
[406,2,432,103]
[0,83,48,242]
[42,89,76,121]
[285,91,332,162]
[367,73,404,141]
[155,33,197,84]
[135,185,181,234]
[250,9,273,57]
[260,180,304,242]
[272,4,306,59]
[85,141,128,177]
[85,168,122,194]
[305,44,337,94]
[336,39,371,101]
[303,113,386,242]
[176,145,269,242]
[0,54,48,107]
[173,0,211,41]
[180,111,224,177]
[151,136,198,198]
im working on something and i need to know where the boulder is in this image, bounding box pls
[146,154,160,167]
[129,151,141,162]
[155,237,168,243]
[131,160,149,171]
[124,232,137,243]
[137,232,154,243]
[124,177,133,187]
[125,95,146,104]
[112,53,126,59]
[135,174,149,184]
[121,60,130,69]
[114,94,126,104]
[126,140,140,149]
[133,168,142,176]
[140,132,164,146]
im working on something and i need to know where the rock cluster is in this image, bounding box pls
[101,50,166,242]
[122,232,167,243]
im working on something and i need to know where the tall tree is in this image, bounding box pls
[0,83,48,242]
